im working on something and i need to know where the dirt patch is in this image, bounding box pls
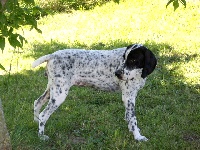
[183,132,200,149]
[183,133,200,142]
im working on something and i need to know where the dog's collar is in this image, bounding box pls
[125,44,143,60]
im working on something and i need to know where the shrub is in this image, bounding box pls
[35,0,112,13]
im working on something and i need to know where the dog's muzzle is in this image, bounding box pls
[115,70,123,80]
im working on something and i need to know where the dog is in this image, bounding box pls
[32,44,157,141]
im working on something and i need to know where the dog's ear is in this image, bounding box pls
[141,48,157,78]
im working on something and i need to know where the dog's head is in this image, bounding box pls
[115,44,157,80]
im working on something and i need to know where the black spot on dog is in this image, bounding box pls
[55,74,61,77]
[58,59,62,63]
[62,66,65,70]
[52,99,56,104]
[131,125,135,131]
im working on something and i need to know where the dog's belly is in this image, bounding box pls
[73,77,120,91]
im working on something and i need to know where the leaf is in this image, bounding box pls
[173,0,179,11]
[113,0,120,4]
[0,36,5,50]
[166,0,174,8]
[35,28,42,34]
[23,0,35,5]
[0,12,6,24]
[8,27,14,34]
[0,63,6,71]
[8,34,22,48]
[179,0,186,7]
[18,35,27,45]
[166,0,186,10]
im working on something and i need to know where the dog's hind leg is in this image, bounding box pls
[34,86,50,122]
[38,81,70,140]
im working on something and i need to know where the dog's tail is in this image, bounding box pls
[32,54,52,68]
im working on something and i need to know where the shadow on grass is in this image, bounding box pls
[40,0,121,14]
[0,40,199,149]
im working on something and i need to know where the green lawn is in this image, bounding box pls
[0,0,200,149]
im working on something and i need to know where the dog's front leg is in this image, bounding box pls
[121,82,148,141]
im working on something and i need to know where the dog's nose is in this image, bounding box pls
[115,70,123,78]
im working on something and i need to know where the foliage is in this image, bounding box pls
[0,63,6,71]
[0,0,42,51]
[34,0,116,13]
[166,0,186,10]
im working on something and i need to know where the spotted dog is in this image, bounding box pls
[32,44,157,141]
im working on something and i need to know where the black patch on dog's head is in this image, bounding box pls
[125,45,157,78]
[126,48,145,69]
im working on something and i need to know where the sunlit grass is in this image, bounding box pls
[0,0,200,149]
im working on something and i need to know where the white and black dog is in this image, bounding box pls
[32,44,157,141]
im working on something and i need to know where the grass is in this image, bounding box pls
[0,0,200,149]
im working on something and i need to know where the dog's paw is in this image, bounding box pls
[38,134,49,141]
[135,136,148,142]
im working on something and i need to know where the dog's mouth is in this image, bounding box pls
[115,74,126,81]
[116,75,122,80]
[115,70,123,80]
[115,73,122,80]
[115,74,134,81]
